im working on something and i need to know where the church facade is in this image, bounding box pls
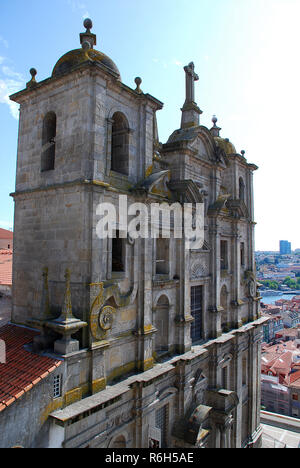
[5,20,267,448]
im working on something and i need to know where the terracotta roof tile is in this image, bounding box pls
[0,251,12,286]
[289,370,300,384]
[0,324,62,412]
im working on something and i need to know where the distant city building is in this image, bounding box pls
[0,250,12,295]
[0,228,13,251]
[261,340,300,418]
[280,240,292,255]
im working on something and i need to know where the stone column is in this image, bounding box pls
[137,235,155,371]
[232,331,244,447]
[232,225,242,327]
[105,118,114,176]
[248,330,259,441]
[210,415,234,449]
[178,220,193,354]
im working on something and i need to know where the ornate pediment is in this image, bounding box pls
[208,194,231,216]
[168,179,204,203]
[208,196,249,219]
[133,170,171,198]
[226,199,249,219]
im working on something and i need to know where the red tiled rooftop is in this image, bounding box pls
[289,370,300,385]
[0,229,13,240]
[0,250,12,286]
[0,324,61,412]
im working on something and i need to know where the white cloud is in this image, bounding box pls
[2,66,23,80]
[173,60,183,67]
[0,60,24,120]
[0,36,8,49]
[67,0,87,13]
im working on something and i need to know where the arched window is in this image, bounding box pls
[220,285,229,332]
[111,112,129,176]
[42,112,56,172]
[239,177,245,202]
[154,295,169,355]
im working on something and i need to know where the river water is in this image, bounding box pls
[260,294,296,305]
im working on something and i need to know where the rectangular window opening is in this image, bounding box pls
[191,285,203,343]
[221,240,228,271]
[156,238,169,275]
[53,374,62,399]
[112,231,125,273]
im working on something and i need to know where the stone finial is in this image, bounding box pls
[241,150,246,157]
[26,68,38,88]
[134,77,143,94]
[61,268,73,321]
[84,18,93,32]
[210,115,222,137]
[46,268,87,355]
[184,62,199,104]
[80,18,96,49]
[181,61,202,129]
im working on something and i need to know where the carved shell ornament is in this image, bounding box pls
[249,279,256,298]
[99,306,115,331]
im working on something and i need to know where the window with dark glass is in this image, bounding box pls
[240,242,245,266]
[112,231,125,272]
[42,112,56,172]
[155,405,168,448]
[220,240,228,271]
[111,112,129,176]
[222,366,228,389]
[191,285,203,342]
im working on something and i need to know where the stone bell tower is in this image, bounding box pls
[10,18,162,365]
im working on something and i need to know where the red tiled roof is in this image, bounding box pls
[0,229,13,240]
[289,370,300,385]
[0,324,62,412]
[270,351,294,376]
[0,250,12,286]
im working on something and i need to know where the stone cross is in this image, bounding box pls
[184,62,199,103]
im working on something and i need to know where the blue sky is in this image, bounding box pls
[0,0,299,250]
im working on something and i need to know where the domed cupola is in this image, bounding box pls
[210,115,237,155]
[52,19,121,80]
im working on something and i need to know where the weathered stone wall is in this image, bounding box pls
[0,365,65,448]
